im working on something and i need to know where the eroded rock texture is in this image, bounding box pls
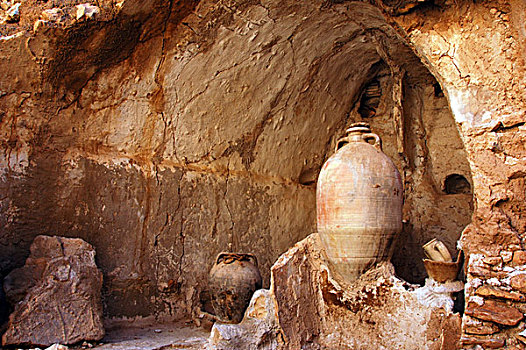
[388,1,526,347]
[207,234,463,350]
[273,234,463,350]
[207,289,283,350]
[0,0,474,322]
[2,0,526,345]
[2,235,104,347]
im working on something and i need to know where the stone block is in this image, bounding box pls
[461,335,505,349]
[4,257,47,305]
[512,251,526,266]
[206,289,284,350]
[484,257,503,266]
[475,285,526,302]
[510,274,526,293]
[465,299,523,326]
[501,251,514,263]
[2,235,104,347]
[462,315,500,335]
[271,233,461,349]
[470,265,508,279]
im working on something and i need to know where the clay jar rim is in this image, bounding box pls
[215,252,258,266]
[346,122,371,134]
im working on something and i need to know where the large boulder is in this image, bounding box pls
[271,233,462,349]
[2,235,104,347]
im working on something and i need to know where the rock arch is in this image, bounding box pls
[0,0,480,320]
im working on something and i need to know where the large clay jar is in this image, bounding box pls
[208,252,262,324]
[317,123,403,282]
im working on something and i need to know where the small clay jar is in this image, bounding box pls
[208,252,262,324]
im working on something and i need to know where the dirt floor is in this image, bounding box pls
[76,321,209,350]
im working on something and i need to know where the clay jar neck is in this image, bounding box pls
[337,123,382,151]
[347,131,370,143]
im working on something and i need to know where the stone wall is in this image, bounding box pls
[389,0,526,347]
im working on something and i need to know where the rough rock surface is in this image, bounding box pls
[207,289,283,350]
[389,3,526,345]
[2,0,526,345]
[0,0,473,321]
[2,235,104,347]
[207,233,462,350]
[272,234,462,350]
[465,299,524,326]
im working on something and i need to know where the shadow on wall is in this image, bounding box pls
[391,77,473,284]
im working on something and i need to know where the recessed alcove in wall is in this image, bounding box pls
[444,174,472,195]
[390,75,474,284]
[333,58,474,284]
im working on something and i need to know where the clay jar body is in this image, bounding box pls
[208,252,262,324]
[317,123,403,282]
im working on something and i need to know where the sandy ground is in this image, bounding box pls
[79,320,209,350]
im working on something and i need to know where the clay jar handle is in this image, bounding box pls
[216,252,233,265]
[362,133,382,151]
[335,137,350,151]
[243,253,258,267]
